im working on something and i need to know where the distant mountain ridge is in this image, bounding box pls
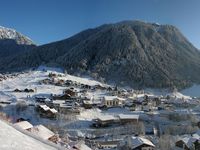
[0,26,35,58]
[1,20,200,89]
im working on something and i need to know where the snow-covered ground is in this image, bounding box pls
[146,88,196,99]
[0,68,106,104]
[0,67,200,149]
[0,71,65,103]
[0,120,57,150]
[181,84,200,97]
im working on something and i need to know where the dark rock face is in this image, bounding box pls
[1,21,200,89]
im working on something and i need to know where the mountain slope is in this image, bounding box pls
[1,21,200,88]
[0,26,35,58]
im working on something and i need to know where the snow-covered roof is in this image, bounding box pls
[39,105,50,111]
[30,125,55,140]
[69,140,92,150]
[192,133,200,139]
[14,121,33,130]
[52,100,65,105]
[118,114,139,120]
[104,96,125,101]
[49,108,57,113]
[97,114,116,121]
[39,105,57,113]
[132,136,155,149]
[178,136,197,148]
[124,136,155,149]
[83,100,93,104]
[104,96,118,100]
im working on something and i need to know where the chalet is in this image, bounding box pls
[48,72,57,78]
[83,100,93,109]
[50,100,66,108]
[118,114,139,124]
[30,125,58,143]
[49,99,80,114]
[16,117,30,122]
[175,136,198,150]
[92,115,117,127]
[97,140,119,149]
[107,87,113,91]
[55,79,65,86]
[59,103,80,114]
[83,100,100,109]
[65,80,73,86]
[64,89,77,97]
[14,121,33,131]
[24,88,34,93]
[53,93,71,100]
[102,96,126,107]
[37,104,58,118]
[13,88,22,92]
[94,84,107,90]
[118,136,155,150]
[61,100,74,108]
[81,84,92,89]
[175,130,200,150]
[40,78,52,84]
[68,140,92,150]
[13,88,34,93]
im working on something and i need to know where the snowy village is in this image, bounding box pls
[0,66,200,150]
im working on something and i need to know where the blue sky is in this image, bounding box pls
[0,0,199,48]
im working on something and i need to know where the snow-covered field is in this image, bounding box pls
[0,68,105,104]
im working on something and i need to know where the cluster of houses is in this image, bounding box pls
[13,120,93,150]
[92,135,156,150]
[1,71,200,150]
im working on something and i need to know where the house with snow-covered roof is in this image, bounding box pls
[30,125,58,143]
[68,140,92,150]
[102,96,126,107]
[37,104,58,118]
[14,121,33,131]
[118,136,155,150]
[175,136,198,150]
[117,114,140,124]
[92,114,118,127]
[175,130,200,150]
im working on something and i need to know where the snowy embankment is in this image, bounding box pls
[0,119,58,150]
